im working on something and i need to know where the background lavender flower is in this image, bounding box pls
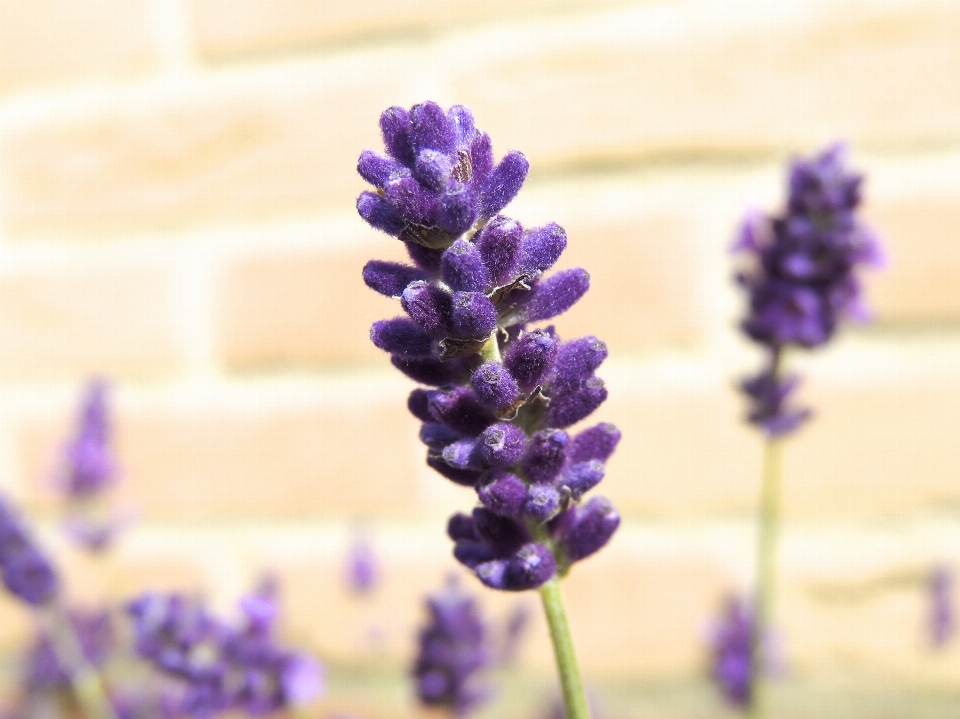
[23,608,114,691]
[344,534,380,596]
[413,577,492,717]
[0,494,58,607]
[708,596,754,709]
[733,144,883,436]
[928,565,954,649]
[359,103,621,592]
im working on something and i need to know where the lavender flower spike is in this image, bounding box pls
[0,494,58,606]
[928,565,955,649]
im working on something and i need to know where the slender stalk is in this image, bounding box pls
[44,603,118,719]
[748,436,783,719]
[539,578,591,719]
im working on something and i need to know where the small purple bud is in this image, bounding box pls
[3,547,58,606]
[448,105,476,143]
[401,281,452,337]
[450,292,498,339]
[519,223,567,274]
[362,260,429,298]
[477,472,528,517]
[419,423,461,450]
[427,387,497,436]
[408,389,433,422]
[559,460,605,501]
[441,240,491,292]
[470,133,494,187]
[357,191,405,235]
[380,106,414,164]
[414,149,453,192]
[428,455,484,487]
[442,438,483,470]
[370,318,434,357]
[554,497,620,563]
[385,175,438,228]
[479,543,555,591]
[471,362,521,412]
[569,423,621,464]
[473,508,528,553]
[552,336,608,393]
[503,329,559,393]
[548,377,608,428]
[392,356,461,386]
[357,151,404,188]
[478,423,527,468]
[521,429,569,484]
[437,183,479,238]
[405,240,444,272]
[476,216,523,285]
[524,484,561,522]
[410,102,457,155]
[448,513,478,542]
[480,151,529,217]
[520,269,590,324]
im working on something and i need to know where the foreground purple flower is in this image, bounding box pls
[413,578,492,716]
[733,144,883,436]
[0,494,58,606]
[360,102,620,592]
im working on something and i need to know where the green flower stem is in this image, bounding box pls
[539,578,591,719]
[748,435,783,719]
[44,603,118,719]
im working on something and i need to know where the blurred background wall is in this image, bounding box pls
[2,0,960,714]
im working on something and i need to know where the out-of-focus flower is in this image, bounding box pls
[929,565,954,649]
[413,577,492,716]
[733,144,883,437]
[24,608,114,691]
[0,494,58,607]
[360,103,620,591]
[708,596,754,708]
[344,534,379,596]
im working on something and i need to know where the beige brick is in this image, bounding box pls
[217,235,407,368]
[189,0,621,61]
[0,52,420,240]
[15,385,422,521]
[452,2,960,166]
[863,197,960,323]
[0,262,179,382]
[0,0,158,95]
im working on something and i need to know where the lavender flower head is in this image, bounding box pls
[359,102,620,591]
[413,577,492,716]
[0,494,58,606]
[928,565,954,649]
[126,582,323,717]
[733,144,883,436]
[708,596,754,708]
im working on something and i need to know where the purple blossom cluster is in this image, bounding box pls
[126,586,322,717]
[0,494,58,607]
[733,144,883,436]
[359,102,620,591]
[413,579,492,716]
[708,597,754,708]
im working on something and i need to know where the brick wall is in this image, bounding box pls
[2,0,960,713]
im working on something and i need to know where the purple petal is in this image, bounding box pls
[547,377,608,428]
[480,151,529,217]
[519,223,567,274]
[357,191,405,235]
[521,429,569,484]
[471,362,521,412]
[441,240,491,292]
[362,260,429,298]
[370,318,434,357]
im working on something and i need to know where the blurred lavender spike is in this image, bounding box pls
[929,565,955,649]
[345,534,380,596]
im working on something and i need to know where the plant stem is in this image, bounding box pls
[539,578,591,719]
[45,603,118,719]
[748,435,783,719]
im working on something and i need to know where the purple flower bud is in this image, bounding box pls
[448,513,478,542]
[503,329,559,393]
[401,281,452,337]
[547,377,607,428]
[3,546,58,606]
[471,362,521,412]
[741,370,811,438]
[470,132,494,187]
[521,429,569,484]
[385,175,438,228]
[559,460,605,501]
[450,291,498,339]
[448,105,476,144]
[362,260,429,298]
[473,507,528,554]
[420,422,461,450]
[428,386,497,436]
[552,496,619,563]
[524,484,561,522]
[357,191,405,235]
[477,471,528,517]
[357,151,404,188]
[437,182,479,238]
[408,389,434,422]
[512,268,590,325]
[442,438,483,470]
[569,423,621,464]
[551,336,608,393]
[414,149,453,192]
[441,239,491,292]
[708,596,755,708]
[476,216,524,285]
[405,240,444,272]
[392,356,461,386]
[480,151,529,217]
[519,223,567,274]
[370,318,434,358]
[411,101,457,155]
[477,543,556,592]
[380,106,414,164]
[478,423,527,467]
[429,455,484,488]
